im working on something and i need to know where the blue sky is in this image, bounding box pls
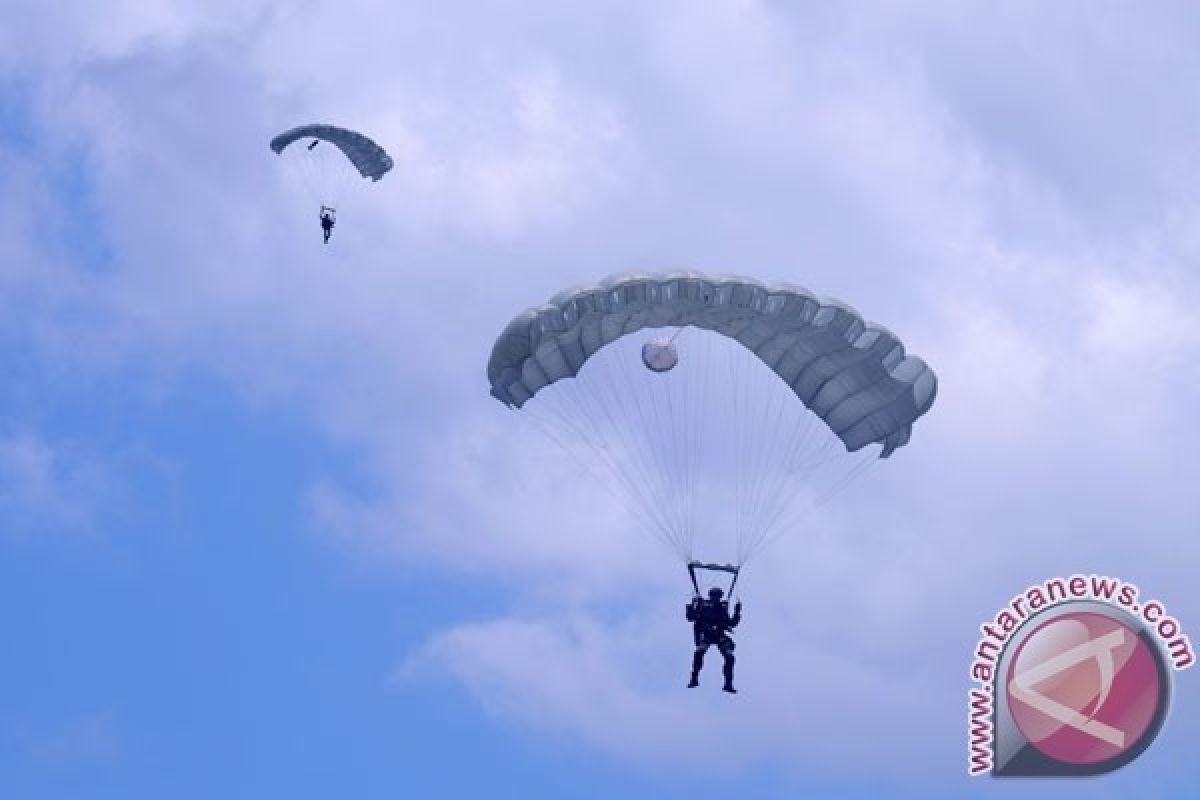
[2,2,1199,798]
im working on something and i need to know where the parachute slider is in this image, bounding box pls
[641,336,679,372]
[688,560,740,598]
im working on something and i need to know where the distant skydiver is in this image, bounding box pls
[320,206,336,244]
[269,124,394,245]
[687,587,742,693]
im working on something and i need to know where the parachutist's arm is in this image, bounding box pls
[729,603,742,628]
[686,599,701,621]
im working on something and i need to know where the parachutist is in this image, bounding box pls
[270,124,393,244]
[320,206,336,244]
[486,274,937,697]
[686,587,742,693]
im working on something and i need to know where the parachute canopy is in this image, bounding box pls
[488,271,936,457]
[487,271,937,569]
[270,124,394,181]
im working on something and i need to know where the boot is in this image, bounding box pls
[722,657,736,693]
[689,650,704,688]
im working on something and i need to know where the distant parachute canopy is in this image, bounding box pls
[270,124,394,181]
[487,271,938,567]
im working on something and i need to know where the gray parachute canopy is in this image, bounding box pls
[487,271,937,457]
[270,124,394,181]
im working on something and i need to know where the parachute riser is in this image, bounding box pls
[688,560,740,600]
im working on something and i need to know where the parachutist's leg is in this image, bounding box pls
[689,643,708,688]
[719,638,736,693]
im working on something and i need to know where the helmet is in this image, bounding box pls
[708,587,724,601]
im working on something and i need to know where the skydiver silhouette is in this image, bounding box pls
[320,206,336,244]
[686,587,742,693]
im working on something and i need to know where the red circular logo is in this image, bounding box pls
[1006,611,1162,765]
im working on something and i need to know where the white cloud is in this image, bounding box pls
[1,0,267,69]
[403,592,961,779]
[0,433,123,534]
[1078,274,1200,367]
[0,435,57,505]
[311,411,669,600]
[27,713,120,765]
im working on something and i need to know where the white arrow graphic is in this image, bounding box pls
[1008,627,1127,749]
